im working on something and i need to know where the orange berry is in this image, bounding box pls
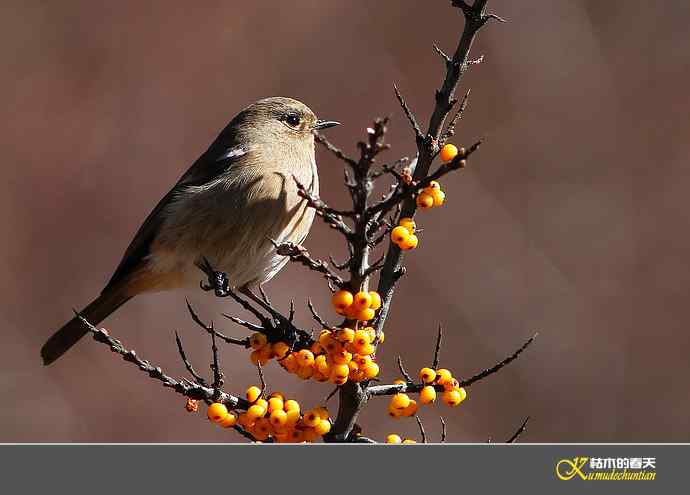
[271,341,290,359]
[285,408,301,427]
[355,342,375,356]
[249,332,268,350]
[363,326,376,342]
[284,400,300,413]
[296,365,314,380]
[302,409,321,428]
[426,180,441,191]
[314,407,330,420]
[310,342,323,355]
[430,188,445,206]
[393,378,406,385]
[358,308,376,321]
[267,397,284,413]
[302,428,319,443]
[318,329,333,346]
[387,403,404,418]
[280,353,299,373]
[289,429,305,443]
[361,362,380,379]
[419,367,436,384]
[246,404,266,420]
[314,419,331,436]
[442,389,464,407]
[207,403,228,423]
[254,398,268,410]
[269,392,284,400]
[313,370,329,382]
[331,290,354,312]
[368,291,382,310]
[219,411,237,428]
[336,327,355,343]
[416,192,434,209]
[315,354,330,375]
[296,349,315,367]
[435,368,452,385]
[391,226,410,245]
[330,363,350,380]
[249,350,267,366]
[378,331,385,344]
[457,387,468,402]
[443,378,461,392]
[386,434,402,444]
[258,344,274,361]
[353,329,372,346]
[353,291,373,310]
[245,386,262,403]
[237,413,255,430]
[402,399,418,417]
[440,143,458,162]
[399,234,418,251]
[398,217,416,233]
[332,375,348,385]
[419,385,437,404]
[331,349,352,365]
[390,393,411,410]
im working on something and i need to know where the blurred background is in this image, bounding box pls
[2,0,689,442]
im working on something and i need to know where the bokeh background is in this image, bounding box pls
[2,0,689,442]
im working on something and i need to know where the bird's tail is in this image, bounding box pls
[41,288,131,365]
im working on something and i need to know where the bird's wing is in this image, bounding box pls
[102,144,248,293]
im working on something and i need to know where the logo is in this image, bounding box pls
[556,456,656,481]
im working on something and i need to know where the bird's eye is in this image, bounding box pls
[285,114,301,127]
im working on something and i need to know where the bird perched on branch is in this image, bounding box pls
[41,97,340,365]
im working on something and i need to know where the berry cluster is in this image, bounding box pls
[247,332,290,367]
[385,434,417,444]
[331,290,381,321]
[206,389,332,443]
[416,180,445,209]
[388,367,467,419]
[390,217,418,250]
[279,327,382,384]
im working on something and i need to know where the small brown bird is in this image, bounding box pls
[41,97,340,365]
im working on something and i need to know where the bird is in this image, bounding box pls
[41,97,340,365]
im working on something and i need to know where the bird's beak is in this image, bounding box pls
[313,120,341,130]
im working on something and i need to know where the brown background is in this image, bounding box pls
[2,0,689,442]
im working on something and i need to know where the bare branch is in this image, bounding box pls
[506,416,530,443]
[440,417,447,443]
[415,415,427,443]
[272,240,346,289]
[175,331,207,386]
[459,333,537,387]
[432,325,443,370]
[314,131,358,168]
[393,84,423,140]
[397,355,414,383]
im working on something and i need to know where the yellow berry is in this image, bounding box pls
[416,192,434,209]
[457,386,467,402]
[314,419,331,436]
[353,329,372,346]
[246,404,266,420]
[315,354,330,375]
[419,367,437,384]
[399,234,418,251]
[285,408,301,427]
[249,332,268,350]
[353,291,373,310]
[332,290,354,312]
[296,349,315,367]
[386,434,402,444]
[318,329,333,346]
[435,368,453,385]
[219,411,237,428]
[355,355,373,367]
[314,407,330,420]
[402,439,417,444]
[391,226,410,245]
[267,397,284,413]
[284,400,300,413]
[207,403,228,423]
[331,349,352,365]
[390,393,411,410]
[364,326,376,342]
[442,389,464,407]
[356,342,375,356]
[368,291,382,310]
[280,353,299,373]
[296,365,314,380]
[361,362,380,379]
[393,378,406,385]
[443,378,461,392]
[358,308,376,321]
[271,341,290,359]
[426,180,441,191]
[387,403,404,418]
[402,399,418,417]
[330,363,350,380]
[419,385,437,404]
[336,327,355,343]
[440,143,458,162]
[430,188,445,206]
[378,331,385,343]
[245,386,262,403]
[302,409,321,427]
[398,217,416,233]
